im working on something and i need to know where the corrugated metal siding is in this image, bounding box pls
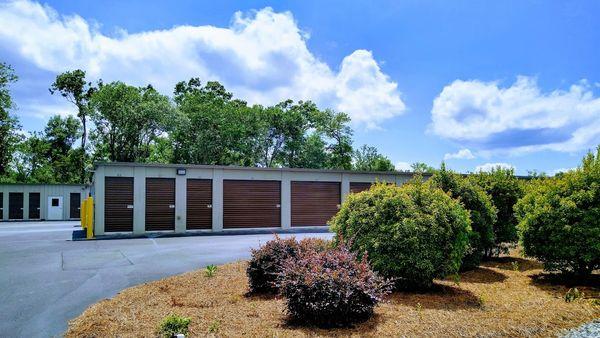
[145,178,175,231]
[350,182,373,194]
[291,181,340,227]
[9,192,23,219]
[186,179,212,230]
[223,180,280,228]
[29,192,40,219]
[105,177,134,232]
[70,193,80,219]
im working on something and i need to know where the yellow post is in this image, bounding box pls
[86,197,94,239]
[81,199,87,228]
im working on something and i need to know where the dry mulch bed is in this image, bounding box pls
[66,255,599,337]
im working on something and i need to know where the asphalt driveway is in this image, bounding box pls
[0,221,333,337]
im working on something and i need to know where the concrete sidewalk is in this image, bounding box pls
[0,221,332,337]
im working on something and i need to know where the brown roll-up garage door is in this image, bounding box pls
[105,177,134,232]
[9,192,24,220]
[350,182,373,194]
[70,193,81,219]
[29,192,40,219]
[223,180,280,228]
[187,179,212,230]
[291,181,341,227]
[146,178,175,231]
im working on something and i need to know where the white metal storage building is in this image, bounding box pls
[93,162,427,235]
[0,184,89,221]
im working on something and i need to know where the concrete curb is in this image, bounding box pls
[73,226,331,241]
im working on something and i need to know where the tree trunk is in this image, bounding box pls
[80,115,87,184]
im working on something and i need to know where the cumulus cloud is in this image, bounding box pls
[430,76,600,154]
[0,0,405,126]
[395,161,412,172]
[444,148,475,160]
[474,162,515,172]
[548,167,576,176]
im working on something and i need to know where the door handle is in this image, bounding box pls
[207,204,212,209]
[169,205,175,209]
[276,204,281,208]
[126,205,134,209]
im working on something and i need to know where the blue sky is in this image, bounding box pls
[1,0,599,174]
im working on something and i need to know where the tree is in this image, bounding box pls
[411,162,435,173]
[429,163,497,269]
[353,145,395,171]
[90,82,173,162]
[515,147,600,276]
[50,70,96,182]
[0,62,21,179]
[469,167,523,255]
[320,110,353,170]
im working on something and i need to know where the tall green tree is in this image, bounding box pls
[50,70,96,182]
[411,162,436,173]
[320,110,353,170]
[90,82,173,162]
[353,145,395,171]
[0,62,21,179]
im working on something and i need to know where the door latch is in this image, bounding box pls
[126,205,134,209]
[169,205,175,209]
[207,204,213,209]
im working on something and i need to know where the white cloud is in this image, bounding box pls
[395,161,412,172]
[0,0,406,127]
[474,162,515,172]
[444,148,475,160]
[430,76,600,154]
[548,167,576,176]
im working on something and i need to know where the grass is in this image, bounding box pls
[65,254,599,337]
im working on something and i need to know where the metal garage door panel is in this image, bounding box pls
[350,182,373,194]
[187,179,212,230]
[291,181,340,227]
[29,192,40,219]
[70,193,81,219]
[9,192,24,220]
[223,180,280,228]
[146,178,175,231]
[105,177,134,232]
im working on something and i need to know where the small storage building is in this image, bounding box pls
[0,184,89,221]
[92,163,427,235]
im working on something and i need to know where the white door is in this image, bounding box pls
[47,196,63,220]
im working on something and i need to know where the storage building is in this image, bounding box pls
[92,163,427,235]
[0,184,89,221]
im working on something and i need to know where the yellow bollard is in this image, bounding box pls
[86,197,94,239]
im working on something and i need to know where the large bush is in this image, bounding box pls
[246,236,328,293]
[469,167,523,254]
[430,164,497,270]
[278,244,392,327]
[515,148,600,276]
[330,180,471,290]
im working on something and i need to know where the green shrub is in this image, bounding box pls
[515,147,600,276]
[330,180,471,290]
[430,164,497,270]
[469,167,523,255]
[278,243,392,327]
[204,264,217,277]
[157,314,191,337]
[246,236,329,293]
[564,288,584,303]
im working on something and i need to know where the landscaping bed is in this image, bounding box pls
[65,254,599,337]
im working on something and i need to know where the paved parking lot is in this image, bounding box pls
[0,221,332,337]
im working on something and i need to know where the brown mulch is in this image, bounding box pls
[65,255,599,337]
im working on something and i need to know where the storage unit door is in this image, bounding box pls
[350,182,373,194]
[9,192,24,220]
[223,180,280,228]
[145,178,176,231]
[291,181,340,227]
[70,193,81,219]
[186,179,212,230]
[28,192,40,219]
[105,177,134,232]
